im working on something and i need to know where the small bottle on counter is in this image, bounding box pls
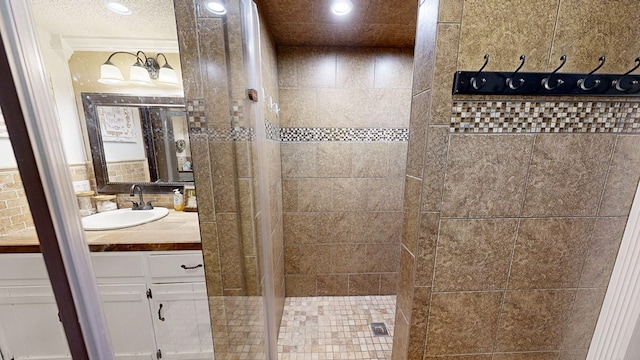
[75,191,96,216]
[173,188,184,211]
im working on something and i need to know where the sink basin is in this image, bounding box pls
[82,208,169,231]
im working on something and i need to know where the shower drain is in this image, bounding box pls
[370,322,389,336]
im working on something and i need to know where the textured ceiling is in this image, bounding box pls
[29,0,417,50]
[258,0,418,48]
[30,0,178,43]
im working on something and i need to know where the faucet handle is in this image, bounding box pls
[142,201,155,210]
[127,200,140,210]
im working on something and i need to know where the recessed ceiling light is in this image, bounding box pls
[205,0,227,15]
[105,2,132,15]
[332,0,353,15]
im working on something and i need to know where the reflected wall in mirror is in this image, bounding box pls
[82,93,192,193]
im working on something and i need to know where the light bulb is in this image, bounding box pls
[106,2,131,15]
[332,0,353,15]
[205,1,227,15]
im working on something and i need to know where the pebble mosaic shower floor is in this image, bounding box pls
[277,295,396,359]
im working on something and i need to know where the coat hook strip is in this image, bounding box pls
[578,56,606,91]
[506,54,526,90]
[471,54,490,90]
[612,57,640,92]
[541,55,567,90]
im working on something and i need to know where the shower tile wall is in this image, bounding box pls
[174,0,273,358]
[394,0,640,359]
[278,46,413,297]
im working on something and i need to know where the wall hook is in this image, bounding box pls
[471,54,490,90]
[541,55,567,90]
[612,57,640,92]
[577,56,606,91]
[506,54,526,90]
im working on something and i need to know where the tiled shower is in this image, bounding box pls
[172,0,640,359]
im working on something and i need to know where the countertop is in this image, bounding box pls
[0,209,201,253]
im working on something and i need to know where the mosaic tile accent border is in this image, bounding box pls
[265,120,280,141]
[451,101,640,134]
[186,99,206,130]
[264,120,409,142]
[189,127,255,142]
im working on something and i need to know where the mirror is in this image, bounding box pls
[82,93,192,193]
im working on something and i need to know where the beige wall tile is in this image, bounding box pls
[407,286,431,360]
[317,274,348,296]
[316,88,357,127]
[430,24,461,125]
[509,218,594,289]
[217,213,244,291]
[365,244,400,273]
[367,178,404,211]
[388,142,409,177]
[380,273,399,295]
[397,247,415,321]
[282,179,298,211]
[415,212,438,287]
[333,178,368,211]
[550,0,640,73]
[174,0,202,99]
[348,273,380,295]
[296,47,336,87]
[434,219,518,291]
[492,353,560,360]
[297,178,333,211]
[351,212,403,244]
[441,135,533,217]
[332,244,367,273]
[458,0,559,71]
[412,0,439,94]
[375,49,414,89]
[278,88,317,127]
[417,127,449,212]
[351,143,388,177]
[285,274,316,296]
[562,288,606,350]
[580,217,628,287]
[558,349,587,360]
[281,143,317,177]
[496,290,575,352]
[439,0,464,23]
[284,244,318,274]
[424,356,492,360]
[391,308,410,360]
[522,135,615,217]
[599,136,640,216]
[406,90,431,178]
[277,46,297,87]
[317,212,353,243]
[336,48,375,89]
[283,212,317,245]
[317,142,352,177]
[212,177,238,213]
[401,176,423,255]
[426,291,502,355]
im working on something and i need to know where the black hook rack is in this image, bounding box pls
[453,54,640,96]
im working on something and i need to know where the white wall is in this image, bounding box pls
[0,109,17,169]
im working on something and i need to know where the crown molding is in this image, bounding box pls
[62,37,179,53]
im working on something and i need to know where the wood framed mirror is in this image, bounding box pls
[81,93,192,194]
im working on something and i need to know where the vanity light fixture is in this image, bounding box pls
[98,51,180,86]
[204,0,227,15]
[331,0,353,15]
[105,2,132,15]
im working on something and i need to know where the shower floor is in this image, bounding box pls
[277,295,396,359]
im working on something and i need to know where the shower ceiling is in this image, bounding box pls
[258,0,417,47]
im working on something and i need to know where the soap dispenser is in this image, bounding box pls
[173,188,184,211]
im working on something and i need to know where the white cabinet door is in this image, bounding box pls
[99,284,157,360]
[0,286,71,360]
[150,283,213,360]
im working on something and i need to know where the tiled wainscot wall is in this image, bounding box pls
[277,46,413,297]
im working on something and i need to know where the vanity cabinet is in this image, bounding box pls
[0,251,212,360]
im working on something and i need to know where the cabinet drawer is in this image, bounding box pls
[91,253,146,279]
[148,253,205,281]
[0,254,48,281]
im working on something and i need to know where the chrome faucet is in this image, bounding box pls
[129,184,154,210]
